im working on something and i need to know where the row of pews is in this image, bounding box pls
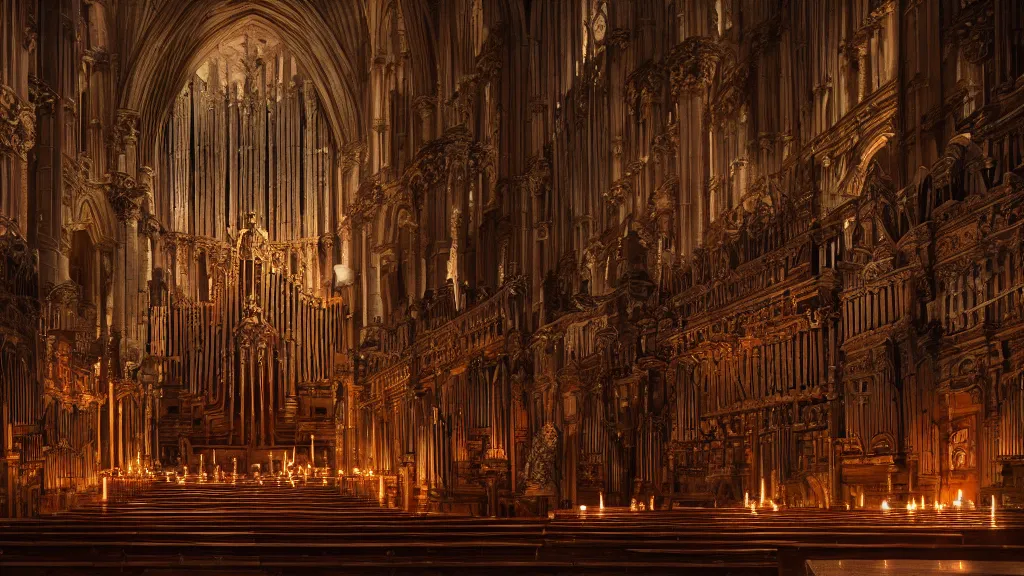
[1,481,1022,574]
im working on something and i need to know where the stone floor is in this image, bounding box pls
[1,482,1022,575]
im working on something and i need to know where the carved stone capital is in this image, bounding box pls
[664,36,722,97]
[109,109,139,154]
[105,171,145,222]
[1,84,36,159]
[28,75,57,116]
[411,95,436,119]
[341,141,366,171]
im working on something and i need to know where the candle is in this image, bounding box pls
[378,475,385,503]
[744,492,749,507]
[102,477,108,501]
[599,492,604,510]
[760,478,765,505]
[649,496,654,511]
[991,495,996,520]
[311,434,315,467]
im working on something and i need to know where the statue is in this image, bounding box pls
[520,422,559,492]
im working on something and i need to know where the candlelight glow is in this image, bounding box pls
[771,501,779,512]
[750,503,757,515]
[599,492,605,510]
[579,505,587,512]
[953,489,963,509]
[760,478,765,505]
[881,500,890,511]
[744,492,749,507]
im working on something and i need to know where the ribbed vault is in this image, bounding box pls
[119,0,368,164]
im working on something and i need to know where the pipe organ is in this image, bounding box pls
[156,217,346,465]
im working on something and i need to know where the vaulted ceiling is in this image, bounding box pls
[116,0,369,164]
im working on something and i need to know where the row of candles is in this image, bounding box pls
[878,490,1000,520]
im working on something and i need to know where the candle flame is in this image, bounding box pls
[579,505,587,512]
[881,500,890,511]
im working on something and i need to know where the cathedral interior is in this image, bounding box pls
[1,0,1024,574]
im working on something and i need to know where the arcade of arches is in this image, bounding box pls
[1,0,1023,519]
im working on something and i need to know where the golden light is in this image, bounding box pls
[750,503,757,515]
[579,505,587,512]
[599,492,605,510]
[881,500,891,511]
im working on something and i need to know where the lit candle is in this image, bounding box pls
[649,496,655,511]
[310,434,315,467]
[881,500,890,511]
[760,478,765,506]
[599,492,604,510]
[102,477,108,501]
[991,495,996,520]
[744,492,749,507]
